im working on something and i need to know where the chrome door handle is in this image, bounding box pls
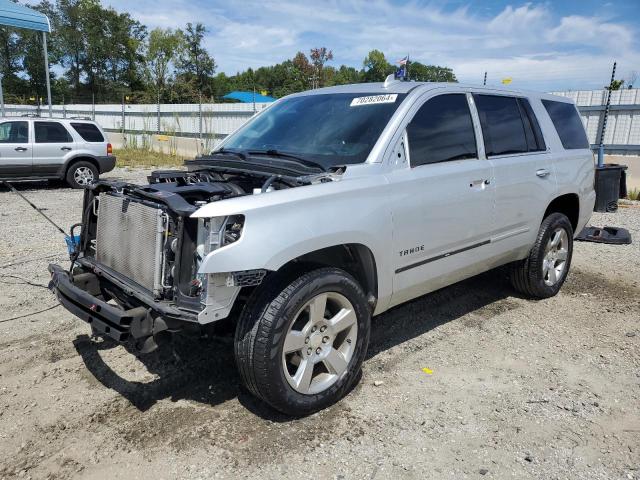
[536,169,550,178]
[61,146,72,151]
[470,179,491,188]
[15,146,28,152]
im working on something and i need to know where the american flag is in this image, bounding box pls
[397,55,409,65]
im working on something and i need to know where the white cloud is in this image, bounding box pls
[23,0,640,90]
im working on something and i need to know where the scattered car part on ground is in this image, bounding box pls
[576,225,632,244]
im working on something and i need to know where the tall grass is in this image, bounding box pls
[115,148,185,168]
[627,188,640,201]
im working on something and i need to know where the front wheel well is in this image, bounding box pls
[276,244,378,309]
[544,193,579,232]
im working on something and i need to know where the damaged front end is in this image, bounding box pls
[48,163,322,352]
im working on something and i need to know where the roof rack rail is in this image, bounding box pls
[70,116,92,120]
[20,113,40,118]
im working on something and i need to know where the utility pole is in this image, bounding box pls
[483,71,487,86]
[598,61,617,167]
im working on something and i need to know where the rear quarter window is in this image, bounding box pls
[541,100,589,150]
[70,123,105,142]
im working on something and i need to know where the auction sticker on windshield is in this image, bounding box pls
[350,94,398,106]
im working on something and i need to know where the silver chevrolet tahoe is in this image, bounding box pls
[49,79,595,415]
[0,117,115,188]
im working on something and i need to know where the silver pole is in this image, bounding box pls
[42,32,52,118]
[0,74,5,117]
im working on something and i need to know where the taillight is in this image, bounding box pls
[107,143,113,155]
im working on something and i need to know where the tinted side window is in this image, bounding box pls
[518,98,546,152]
[542,99,589,149]
[71,122,104,142]
[474,94,528,156]
[0,121,29,144]
[407,94,477,167]
[35,122,73,143]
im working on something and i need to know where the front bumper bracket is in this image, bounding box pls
[48,264,147,342]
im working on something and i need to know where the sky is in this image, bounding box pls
[27,0,640,91]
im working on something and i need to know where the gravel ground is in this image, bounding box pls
[0,168,638,480]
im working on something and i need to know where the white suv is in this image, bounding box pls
[0,117,115,188]
[49,80,595,415]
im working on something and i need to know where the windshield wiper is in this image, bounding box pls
[248,149,325,171]
[213,147,248,160]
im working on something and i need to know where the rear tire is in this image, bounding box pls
[66,161,98,189]
[510,212,573,299]
[234,267,371,416]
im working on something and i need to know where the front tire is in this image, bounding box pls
[510,212,574,298]
[66,161,98,189]
[234,267,371,416]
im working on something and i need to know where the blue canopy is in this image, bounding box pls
[223,91,276,103]
[0,0,50,32]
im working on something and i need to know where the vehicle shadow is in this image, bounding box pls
[73,269,518,419]
[0,179,69,192]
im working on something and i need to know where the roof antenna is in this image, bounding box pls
[383,74,399,88]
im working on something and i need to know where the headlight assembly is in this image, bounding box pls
[193,215,245,303]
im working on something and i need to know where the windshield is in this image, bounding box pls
[218,92,407,168]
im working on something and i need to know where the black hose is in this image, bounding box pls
[261,175,277,193]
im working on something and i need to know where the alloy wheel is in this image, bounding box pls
[542,227,569,286]
[282,292,358,395]
[74,166,95,186]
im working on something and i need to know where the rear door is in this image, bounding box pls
[32,121,76,176]
[0,120,32,177]
[474,94,557,255]
[388,92,496,307]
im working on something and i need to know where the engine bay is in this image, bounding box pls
[71,161,337,324]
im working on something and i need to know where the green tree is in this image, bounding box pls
[176,23,216,95]
[0,27,26,96]
[409,62,457,82]
[54,0,146,100]
[145,28,184,97]
[331,65,361,86]
[362,49,393,82]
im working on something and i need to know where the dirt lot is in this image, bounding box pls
[0,168,638,480]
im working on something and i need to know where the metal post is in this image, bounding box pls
[62,95,66,118]
[91,93,95,121]
[598,61,617,167]
[121,93,125,135]
[156,90,160,134]
[42,32,52,118]
[198,92,203,144]
[0,74,4,117]
[483,71,487,86]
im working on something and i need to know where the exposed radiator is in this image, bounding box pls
[95,193,166,295]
